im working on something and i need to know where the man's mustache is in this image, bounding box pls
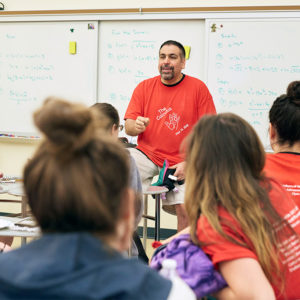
[161,65,174,71]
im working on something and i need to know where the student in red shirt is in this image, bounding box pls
[264,81,300,207]
[184,113,300,300]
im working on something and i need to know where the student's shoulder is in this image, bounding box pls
[265,152,300,170]
[264,153,278,168]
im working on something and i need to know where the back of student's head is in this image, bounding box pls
[91,102,120,133]
[24,97,130,235]
[269,81,300,146]
[185,113,265,193]
[185,112,267,232]
[185,113,285,284]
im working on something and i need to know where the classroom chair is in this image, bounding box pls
[142,186,168,251]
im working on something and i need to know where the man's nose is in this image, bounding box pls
[163,56,170,64]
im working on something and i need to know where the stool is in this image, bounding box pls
[142,186,168,251]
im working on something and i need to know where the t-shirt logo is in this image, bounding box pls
[156,107,172,120]
[165,112,180,131]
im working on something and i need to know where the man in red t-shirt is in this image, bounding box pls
[124,40,216,231]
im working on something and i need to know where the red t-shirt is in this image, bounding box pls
[197,179,300,300]
[264,152,300,207]
[124,75,216,167]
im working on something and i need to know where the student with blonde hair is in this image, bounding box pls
[0,98,194,299]
[185,113,300,300]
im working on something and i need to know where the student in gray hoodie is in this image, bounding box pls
[0,98,179,300]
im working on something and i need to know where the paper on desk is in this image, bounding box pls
[0,185,8,194]
[8,224,40,233]
[7,183,24,196]
[0,218,13,229]
[0,217,40,232]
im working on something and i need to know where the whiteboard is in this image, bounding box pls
[206,19,300,150]
[0,21,98,137]
[98,20,205,134]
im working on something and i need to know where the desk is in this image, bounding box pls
[0,182,27,217]
[0,185,8,194]
[0,183,30,245]
[0,216,40,244]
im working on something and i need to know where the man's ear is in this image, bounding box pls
[181,58,186,70]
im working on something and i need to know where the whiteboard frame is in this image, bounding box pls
[2,10,300,22]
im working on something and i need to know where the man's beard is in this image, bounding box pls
[160,66,174,80]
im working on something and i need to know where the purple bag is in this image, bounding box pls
[150,234,227,298]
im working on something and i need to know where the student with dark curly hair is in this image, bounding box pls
[264,81,300,206]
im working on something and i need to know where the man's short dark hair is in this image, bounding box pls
[159,40,186,59]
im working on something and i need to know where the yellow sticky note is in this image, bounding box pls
[69,41,76,54]
[184,46,191,59]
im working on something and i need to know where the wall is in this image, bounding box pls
[0,139,37,175]
[1,2,298,172]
